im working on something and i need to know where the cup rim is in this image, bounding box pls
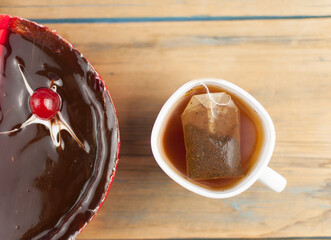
[151,78,275,198]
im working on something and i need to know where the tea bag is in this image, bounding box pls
[181,90,242,180]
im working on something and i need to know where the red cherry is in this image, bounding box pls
[29,88,61,120]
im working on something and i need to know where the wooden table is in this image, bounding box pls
[2,1,331,239]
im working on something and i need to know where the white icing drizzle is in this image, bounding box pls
[0,63,87,152]
[18,64,33,95]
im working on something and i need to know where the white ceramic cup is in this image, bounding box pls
[151,78,287,199]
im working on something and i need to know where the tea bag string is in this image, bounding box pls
[200,82,231,118]
[200,82,231,106]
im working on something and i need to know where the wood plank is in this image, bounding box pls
[22,19,330,239]
[76,156,330,239]
[1,0,331,19]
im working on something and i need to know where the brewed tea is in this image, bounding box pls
[161,85,264,190]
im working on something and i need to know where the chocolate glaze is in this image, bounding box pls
[0,16,119,239]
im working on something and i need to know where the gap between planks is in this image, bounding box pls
[27,15,331,24]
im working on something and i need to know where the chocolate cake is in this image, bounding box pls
[0,15,120,239]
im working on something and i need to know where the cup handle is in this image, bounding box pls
[258,166,287,192]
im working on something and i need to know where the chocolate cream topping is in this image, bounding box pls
[0,16,119,240]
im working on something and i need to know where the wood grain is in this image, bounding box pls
[2,1,331,238]
[1,0,331,19]
[32,19,330,239]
